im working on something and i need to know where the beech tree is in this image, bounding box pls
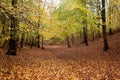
[101,0,109,51]
[6,0,18,55]
[0,0,120,53]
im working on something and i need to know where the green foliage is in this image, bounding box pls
[52,0,98,42]
[0,0,120,45]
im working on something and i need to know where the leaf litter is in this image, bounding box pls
[0,32,120,80]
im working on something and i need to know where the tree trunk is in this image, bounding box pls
[96,0,101,39]
[101,0,109,51]
[109,28,113,35]
[6,37,16,55]
[71,34,75,44]
[92,30,95,41]
[41,35,44,49]
[37,35,40,48]
[83,27,88,46]
[25,33,28,46]
[6,0,18,55]
[109,6,113,35]
[31,38,34,48]
[20,33,24,48]
[66,35,71,48]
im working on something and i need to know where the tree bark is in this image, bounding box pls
[83,27,88,46]
[6,37,16,55]
[41,35,44,49]
[66,35,71,48]
[6,0,18,55]
[109,28,113,35]
[25,33,28,46]
[92,30,95,41]
[109,6,113,35]
[101,0,109,51]
[37,35,40,48]
[20,33,24,48]
[96,0,101,38]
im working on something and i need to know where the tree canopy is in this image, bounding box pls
[0,0,120,48]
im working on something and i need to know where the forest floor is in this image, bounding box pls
[0,32,120,80]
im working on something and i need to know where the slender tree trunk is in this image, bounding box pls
[37,35,40,48]
[66,35,71,48]
[83,27,85,43]
[20,33,24,48]
[71,34,75,44]
[31,38,34,48]
[6,0,18,55]
[96,0,101,38]
[25,33,28,46]
[92,30,95,41]
[85,25,88,46]
[101,0,109,51]
[83,27,88,46]
[109,6,113,35]
[41,35,44,49]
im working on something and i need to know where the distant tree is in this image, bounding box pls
[66,35,71,48]
[96,0,101,38]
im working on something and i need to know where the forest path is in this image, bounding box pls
[0,32,120,79]
[46,31,120,61]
